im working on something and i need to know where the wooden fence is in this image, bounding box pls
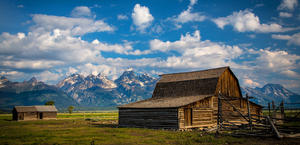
[216,93,300,139]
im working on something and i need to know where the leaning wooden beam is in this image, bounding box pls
[268,103,271,117]
[219,94,249,122]
[266,116,282,139]
[217,93,223,134]
[246,94,253,131]
[282,133,300,138]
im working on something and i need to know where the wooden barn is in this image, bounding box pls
[12,105,57,121]
[118,66,262,129]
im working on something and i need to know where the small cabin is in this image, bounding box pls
[118,66,262,129]
[12,105,57,121]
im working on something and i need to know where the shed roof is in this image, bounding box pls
[14,105,57,112]
[34,106,57,112]
[14,106,37,112]
[118,95,211,108]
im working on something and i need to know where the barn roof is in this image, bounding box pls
[118,95,211,108]
[158,66,228,83]
[14,105,57,112]
[151,67,228,98]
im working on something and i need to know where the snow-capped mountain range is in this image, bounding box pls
[56,70,158,106]
[0,70,299,112]
[242,84,300,108]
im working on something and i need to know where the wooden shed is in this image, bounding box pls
[118,66,262,129]
[12,105,57,121]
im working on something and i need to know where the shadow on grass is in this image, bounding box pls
[91,123,118,128]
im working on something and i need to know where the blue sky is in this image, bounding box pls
[0,0,300,93]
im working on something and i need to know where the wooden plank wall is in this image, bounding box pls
[42,112,57,119]
[23,112,38,120]
[213,68,263,121]
[179,97,214,129]
[16,112,57,120]
[119,108,178,129]
[215,69,241,98]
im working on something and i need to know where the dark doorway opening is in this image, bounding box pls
[184,108,192,126]
[39,113,43,119]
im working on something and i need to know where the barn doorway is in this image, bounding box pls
[184,108,192,126]
[39,113,43,119]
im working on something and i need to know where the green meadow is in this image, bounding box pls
[0,112,299,145]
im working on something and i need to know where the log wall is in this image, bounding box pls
[13,112,57,121]
[179,97,214,129]
[42,112,57,119]
[23,112,38,120]
[119,108,178,129]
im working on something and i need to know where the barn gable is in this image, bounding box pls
[215,68,243,98]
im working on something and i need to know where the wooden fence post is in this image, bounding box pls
[266,116,282,139]
[217,92,223,133]
[246,94,252,131]
[280,100,284,119]
[268,103,271,117]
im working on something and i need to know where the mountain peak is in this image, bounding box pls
[263,83,284,88]
[70,73,84,78]
[0,76,10,88]
[28,77,38,83]
[241,83,299,107]
[0,76,7,80]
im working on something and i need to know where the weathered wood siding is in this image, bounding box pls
[179,97,214,129]
[23,112,38,120]
[13,111,57,121]
[212,68,262,122]
[152,78,219,98]
[42,112,57,119]
[119,108,178,129]
[215,68,242,98]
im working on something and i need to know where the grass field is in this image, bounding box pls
[0,112,300,145]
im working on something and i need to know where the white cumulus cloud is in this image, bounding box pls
[272,34,292,40]
[117,14,128,20]
[150,30,243,69]
[278,0,298,11]
[279,12,293,18]
[243,78,260,87]
[212,10,292,33]
[169,0,205,25]
[32,14,114,36]
[254,49,300,76]
[71,6,92,17]
[272,32,300,46]
[131,4,154,32]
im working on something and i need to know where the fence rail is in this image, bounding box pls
[216,93,300,139]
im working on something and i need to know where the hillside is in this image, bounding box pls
[0,77,78,112]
